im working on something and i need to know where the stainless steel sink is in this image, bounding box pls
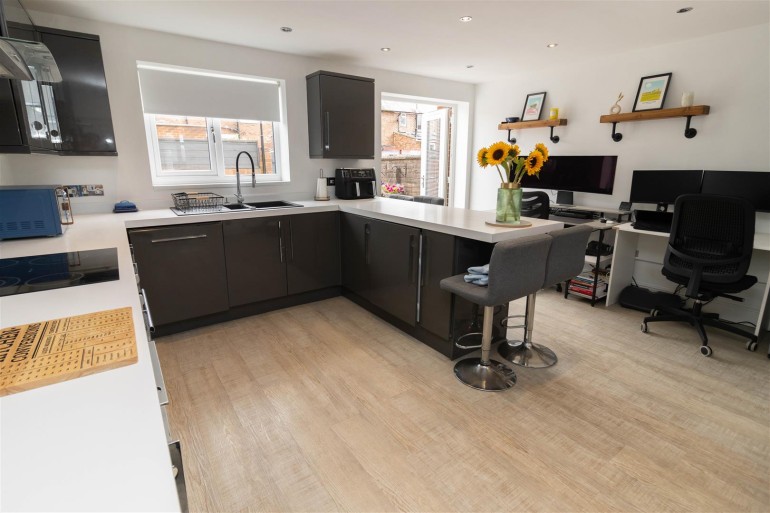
[223,203,251,210]
[244,201,303,209]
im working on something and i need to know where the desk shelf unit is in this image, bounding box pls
[561,220,616,307]
[599,105,710,142]
[498,118,567,144]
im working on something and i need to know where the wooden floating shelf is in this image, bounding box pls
[498,118,568,143]
[599,105,709,124]
[599,105,710,141]
[498,118,568,130]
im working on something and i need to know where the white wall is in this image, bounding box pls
[470,23,770,229]
[0,11,475,213]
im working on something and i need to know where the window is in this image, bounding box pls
[138,63,289,186]
[398,112,407,131]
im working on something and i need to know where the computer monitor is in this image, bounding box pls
[701,170,770,213]
[519,155,617,199]
[630,170,703,212]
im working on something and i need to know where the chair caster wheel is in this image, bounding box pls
[640,322,648,333]
[700,346,713,357]
[746,340,758,352]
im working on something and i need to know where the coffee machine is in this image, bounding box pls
[335,168,376,199]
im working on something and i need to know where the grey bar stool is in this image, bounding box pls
[498,225,593,368]
[440,234,552,391]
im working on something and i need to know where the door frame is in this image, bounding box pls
[419,108,449,198]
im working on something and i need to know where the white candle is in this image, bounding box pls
[681,92,695,107]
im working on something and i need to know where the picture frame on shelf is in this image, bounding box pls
[633,73,672,112]
[521,92,546,121]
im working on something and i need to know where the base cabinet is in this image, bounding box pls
[287,212,341,295]
[223,217,287,306]
[417,230,454,339]
[341,213,419,326]
[128,222,229,327]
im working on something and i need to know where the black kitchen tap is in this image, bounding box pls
[234,151,255,204]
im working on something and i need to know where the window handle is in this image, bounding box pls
[210,125,216,143]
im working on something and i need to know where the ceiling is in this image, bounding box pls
[20,0,770,83]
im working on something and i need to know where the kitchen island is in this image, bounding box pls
[0,198,562,511]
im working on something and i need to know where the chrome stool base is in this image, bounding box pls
[497,341,558,368]
[453,358,516,391]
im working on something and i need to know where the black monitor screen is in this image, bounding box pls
[519,155,617,195]
[630,170,703,204]
[701,170,770,212]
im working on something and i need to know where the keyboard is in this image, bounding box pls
[550,208,597,219]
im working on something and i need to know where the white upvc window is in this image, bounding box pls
[138,62,289,187]
[144,115,283,186]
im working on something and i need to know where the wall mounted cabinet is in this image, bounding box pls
[0,20,117,155]
[306,70,374,159]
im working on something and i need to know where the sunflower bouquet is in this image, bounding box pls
[477,141,549,186]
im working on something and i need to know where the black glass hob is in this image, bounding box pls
[0,248,120,297]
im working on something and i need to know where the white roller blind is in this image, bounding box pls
[137,64,281,122]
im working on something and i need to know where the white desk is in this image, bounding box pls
[606,223,770,354]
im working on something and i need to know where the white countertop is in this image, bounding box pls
[0,197,563,511]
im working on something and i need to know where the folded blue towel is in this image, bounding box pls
[467,264,489,275]
[464,274,489,286]
[113,200,138,213]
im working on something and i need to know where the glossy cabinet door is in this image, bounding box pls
[340,212,370,298]
[417,230,454,339]
[39,28,117,155]
[366,218,420,326]
[5,23,57,152]
[0,79,25,151]
[223,217,287,306]
[128,222,229,327]
[286,211,341,295]
[306,71,374,159]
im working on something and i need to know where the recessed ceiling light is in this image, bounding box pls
[280,26,293,32]
[459,16,472,22]
[676,7,693,13]
[466,65,474,69]
[381,47,391,52]
[546,43,558,48]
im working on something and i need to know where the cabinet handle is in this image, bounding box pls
[151,234,207,243]
[278,220,285,263]
[288,220,295,262]
[140,288,156,333]
[419,234,426,288]
[364,223,371,265]
[324,112,330,151]
[408,234,416,284]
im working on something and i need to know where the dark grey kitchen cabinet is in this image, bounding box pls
[286,211,341,295]
[223,217,287,306]
[38,27,117,155]
[0,21,116,155]
[417,230,454,340]
[341,213,418,326]
[128,222,229,327]
[367,218,419,326]
[306,70,374,159]
[341,212,370,298]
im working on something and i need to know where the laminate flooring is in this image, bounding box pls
[157,290,770,512]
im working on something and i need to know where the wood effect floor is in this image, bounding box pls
[156,290,770,513]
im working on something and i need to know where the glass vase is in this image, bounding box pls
[496,184,523,224]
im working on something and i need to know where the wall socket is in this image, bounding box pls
[326,177,336,186]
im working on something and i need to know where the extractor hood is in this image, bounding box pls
[0,0,61,82]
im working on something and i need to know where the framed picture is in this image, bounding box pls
[521,92,546,121]
[633,73,672,112]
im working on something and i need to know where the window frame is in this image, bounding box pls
[145,114,287,187]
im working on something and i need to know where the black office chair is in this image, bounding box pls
[641,194,758,356]
[521,191,550,220]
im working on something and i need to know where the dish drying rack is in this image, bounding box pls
[171,192,225,214]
